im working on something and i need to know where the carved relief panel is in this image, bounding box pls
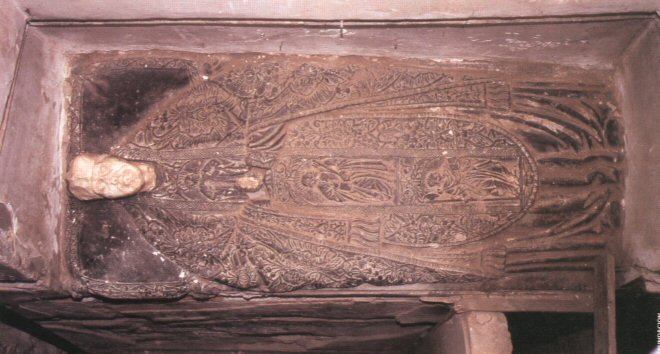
[65,54,623,298]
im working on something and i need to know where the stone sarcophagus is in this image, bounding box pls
[64,54,621,299]
[1,6,658,352]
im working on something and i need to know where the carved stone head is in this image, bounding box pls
[66,154,156,200]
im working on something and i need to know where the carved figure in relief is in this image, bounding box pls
[66,154,156,200]
[97,101,534,291]
[282,158,395,204]
[71,58,610,297]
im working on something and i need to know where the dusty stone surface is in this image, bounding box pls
[616,18,660,292]
[418,311,512,353]
[3,296,449,353]
[0,1,25,134]
[0,28,67,287]
[465,311,513,354]
[33,18,652,70]
[0,322,64,354]
[10,0,660,21]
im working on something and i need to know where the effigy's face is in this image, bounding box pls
[67,154,156,200]
[91,156,144,198]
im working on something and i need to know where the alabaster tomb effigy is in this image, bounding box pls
[0,3,659,353]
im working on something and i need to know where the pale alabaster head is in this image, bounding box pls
[66,154,157,200]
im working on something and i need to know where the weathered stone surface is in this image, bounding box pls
[10,0,660,21]
[418,311,512,353]
[5,296,449,353]
[616,18,660,293]
[0,27,67,288]
[0,322,65,354]
[0,1,26,131]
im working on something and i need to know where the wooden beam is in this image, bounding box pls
[594,253,616,354]
[420,291,593,313]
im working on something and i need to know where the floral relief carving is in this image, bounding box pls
[271,157,396,205]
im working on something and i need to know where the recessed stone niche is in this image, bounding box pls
[0,3,658,352]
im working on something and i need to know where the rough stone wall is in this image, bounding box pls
[2,296,448,353]
[10,0,660,21]
[0,1,26,142]
[0,322,64,354]
[0,0,31,282]
[0,26,68,286]
[616,18,660,292]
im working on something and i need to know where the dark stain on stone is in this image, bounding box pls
[78,200,180,282]
[82,68,190,153]
[0,202,13,233]
[609,201,622,228]
[605,119,623,147]
[520,131,563,152]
